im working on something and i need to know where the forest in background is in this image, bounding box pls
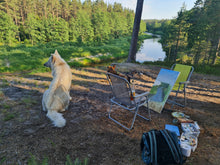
[0,0,219,75]
[0,0,146,46]
[145,0,220,66]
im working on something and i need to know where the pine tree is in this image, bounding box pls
[92,8,110,42]
[0,0,136,45]
[25,13,46,44]
[0,10,17,45]
[75,9,94,44]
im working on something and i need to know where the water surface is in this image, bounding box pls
[136,34,166,63]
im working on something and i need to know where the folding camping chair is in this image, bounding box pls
[168,64,194,108]
[106,72,150,131]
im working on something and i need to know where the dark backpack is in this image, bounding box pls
[140,129,185,165]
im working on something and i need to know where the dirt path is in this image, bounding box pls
[0,64,220,165]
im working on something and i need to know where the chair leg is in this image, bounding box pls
[108,102,113,117]
[108,102,150,131]
[136,101,151,121]
[170,85,186,108]
[108,103,138,131]
[171,90,178,109]
[171,91,186,108]
[147,101,151,120]
[184,87,186,107]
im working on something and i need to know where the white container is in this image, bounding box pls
[181,122,200,137]
[180,133,198,152]
[180,144,191,157]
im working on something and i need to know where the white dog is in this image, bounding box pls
[42,50,72,127]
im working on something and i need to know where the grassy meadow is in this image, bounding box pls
[0,34,152,74]
[0,33,219,76]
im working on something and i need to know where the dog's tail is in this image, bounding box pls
[47,111,66,127]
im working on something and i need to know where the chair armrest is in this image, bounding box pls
[179,81,190,84]
[134,91,149,98]
[133,83,143,88]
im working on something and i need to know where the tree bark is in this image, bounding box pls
[194,43,202,65]
[173,26,181,62]
[127,0,144,62]
[211,38,220,65]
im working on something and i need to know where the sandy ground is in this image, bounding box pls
[0,63,219,165]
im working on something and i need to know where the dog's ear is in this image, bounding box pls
[52,54,57,64]
[54,49,58,55]
[54,50,61,57]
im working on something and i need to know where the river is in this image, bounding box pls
[136,33,166,63]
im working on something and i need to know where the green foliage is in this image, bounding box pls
[0,11,18,46]
[0,35,149,72]
[21,97,38,108]
[0,0,136,45]
[142,61,220,76]
[42,15,69,42]
[0,48,48,72]
[1,105,16,121]
[75,9,94,44]
[28,153,48,165]
[193,64,220,75]
[92,9,111,42]
[4,113,15,121]
[0,0,151,73]
[156,0,220,66]
[69,17,78,42]
[144,19,171,35]
[65,155,88,165]
[0,157,6,165]
[25,14,46,45]
[27,154,88,165]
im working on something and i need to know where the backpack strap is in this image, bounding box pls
[148,132,154,164]
[165,130,183,164]
[142,133,151,164]
[160,130,182,164]
[152,130,157,165]
[147,130,157,165]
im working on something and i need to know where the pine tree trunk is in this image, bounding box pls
[173,27,181,62]
[211,38,220,65]
[202,43,209,64]
[127,0,144,62]
[194,44,201,65]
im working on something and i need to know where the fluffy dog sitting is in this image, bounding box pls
[42,50,72,127]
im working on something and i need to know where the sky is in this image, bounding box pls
[87,0,197,20]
